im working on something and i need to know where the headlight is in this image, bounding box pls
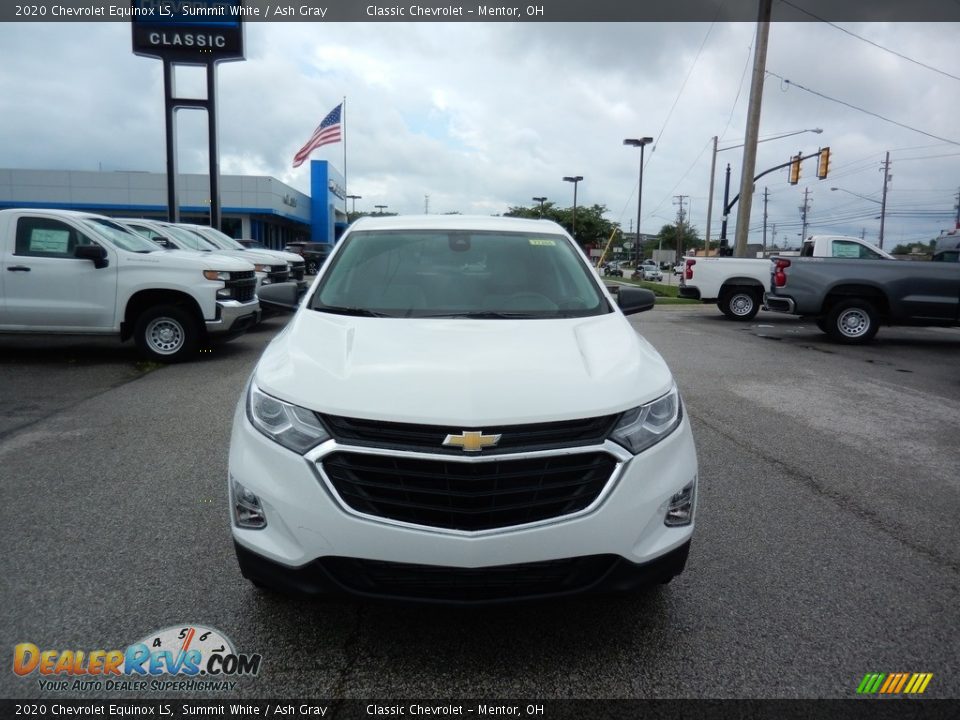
[253,264,270,273]
[203,270,230,281]
[610,385,682,454]
[246,382,330,454]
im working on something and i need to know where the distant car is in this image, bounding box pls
[634,265,663,281]
[673,263,684,276]
[602,261,624,277]
[284,241,332,274]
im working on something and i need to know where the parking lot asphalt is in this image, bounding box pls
[1,306,958,700]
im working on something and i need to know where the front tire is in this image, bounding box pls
[134,305,200,362]
[825,299,879,344]
[719,287,761,320]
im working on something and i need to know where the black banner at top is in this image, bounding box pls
[6,0,960,23]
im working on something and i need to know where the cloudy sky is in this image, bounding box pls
[1,17,959,248]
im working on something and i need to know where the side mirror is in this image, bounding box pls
[617,287,656,315]
[258,281,303,313]
[75,244,109,269]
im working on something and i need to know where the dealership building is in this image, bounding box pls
[0,160,347,250]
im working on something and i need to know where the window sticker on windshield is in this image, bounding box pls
[30,229,70,254]
[832,242,861,258]
[529,239,556,246]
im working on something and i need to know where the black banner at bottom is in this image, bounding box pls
[3,699,959,720]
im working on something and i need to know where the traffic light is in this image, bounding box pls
[817,147,831,179]
[788,154,801,185]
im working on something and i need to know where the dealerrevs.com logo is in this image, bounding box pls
[13,624,262,692]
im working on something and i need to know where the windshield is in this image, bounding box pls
[196,227,246,251]
[165,224,220,251]
[82,217,161,253]
[310,229,609,319]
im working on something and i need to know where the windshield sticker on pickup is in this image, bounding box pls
[30,229,70,254]
[529,239,556,246]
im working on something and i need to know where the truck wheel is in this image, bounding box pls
[826,299,879,344]
[307,260,319,275]
[134,305,200,362]
[719,287,761,320]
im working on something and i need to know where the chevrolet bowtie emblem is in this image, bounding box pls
[442,430,502,452]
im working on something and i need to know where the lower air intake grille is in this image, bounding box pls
[320,555,619,601]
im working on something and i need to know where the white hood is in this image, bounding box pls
[254,310,674,426]
[122,249,254,272]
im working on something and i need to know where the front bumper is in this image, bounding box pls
[207,299,261,335]
[228,403,698,601]
[763,293,796,314]
[235,540,691,604]
[678,286,701,300]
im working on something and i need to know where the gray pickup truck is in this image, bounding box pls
[763,256,959,343]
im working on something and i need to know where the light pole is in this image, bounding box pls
[532,196,547,219]
[624,137,653,266]
[562,176,583,242]
[707,128,822,252]
[375,204,388,215]
[831,187,885,246]
[346,194,362,214]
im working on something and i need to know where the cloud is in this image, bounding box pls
[0,20,957,243]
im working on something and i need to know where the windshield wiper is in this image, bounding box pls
[315,305,393,318]
[417,311,537,319]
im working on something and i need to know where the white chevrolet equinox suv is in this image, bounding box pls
[228,215,698,603]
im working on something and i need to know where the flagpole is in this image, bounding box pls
[342,96,348,222]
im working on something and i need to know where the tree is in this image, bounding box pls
[652,223,703,255]
[891,241,933,255]
[504,202,620,247]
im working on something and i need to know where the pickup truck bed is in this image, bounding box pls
[764,256,960,342]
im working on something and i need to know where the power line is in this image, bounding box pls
[720,39,755,143]
[766,71,960,146]
[645,17,720,175]
[779,0,960,83]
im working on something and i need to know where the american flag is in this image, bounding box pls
[292,103,342,168]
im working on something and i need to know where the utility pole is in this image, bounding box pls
[799,188,811,241]
[762,186,769,252]
[705,135,718,252]
[733,0,773,257]
[878,151,890,249]
[860,227,866,240]
[770,222,776,251]
[954,187,960,228]
[424,194,430,214]
[673,194,688,262]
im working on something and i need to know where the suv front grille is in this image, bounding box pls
[320,451,617,531]
[290,262,305,282]
[267,265,290,284]
[225,270,256,303]
[320,414,619,455]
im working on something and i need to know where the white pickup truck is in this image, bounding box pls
[0,208,260,361]
[679,235,893,320]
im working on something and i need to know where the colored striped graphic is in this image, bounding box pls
[857,672,933,694]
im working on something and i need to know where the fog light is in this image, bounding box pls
[664,479,696,527]
[216,288,233,299]
[232,478,267,529]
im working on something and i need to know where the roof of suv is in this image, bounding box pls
[349,214,566,234]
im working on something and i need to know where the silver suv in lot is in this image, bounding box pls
[229,215,698,603]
